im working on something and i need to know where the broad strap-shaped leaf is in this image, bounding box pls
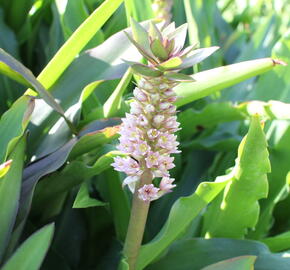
[203,115,271,238]
[0,96,34,163]
[178,100,290,141]
[0,49,65,116]
[135,175,231,270]
[146,238,290,270]
[0,134,26,262]
[26,0,124,94]
[201,256,256,270]
[69,118,121,159]
[1,224,54,270]
[10,138,77,253]
[33,150,126,208]
[174,58,285,107]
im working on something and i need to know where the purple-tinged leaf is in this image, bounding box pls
[167,23,188,52]
[0,134,26,261]
[164,72,195,82]
[178,46,219,69]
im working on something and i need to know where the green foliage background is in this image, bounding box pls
[0,0,289,269]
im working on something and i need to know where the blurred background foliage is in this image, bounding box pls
[0,0,290,269]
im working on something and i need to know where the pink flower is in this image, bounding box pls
[147,129,159,140]
[133,88,147,102]
[130,101,143,114]
[145,151,160,168]
[117,137,135,153]
[133,141,150,157]
[157,155,175,173]
[157,132,180,153]
[112,156,142,176]
[138,184,160,201]
[160,177,176,193]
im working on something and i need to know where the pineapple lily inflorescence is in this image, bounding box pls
[112,19,219,202]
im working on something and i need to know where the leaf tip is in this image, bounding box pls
[272,59,287,66]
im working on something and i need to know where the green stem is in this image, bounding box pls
[123,170,152,270]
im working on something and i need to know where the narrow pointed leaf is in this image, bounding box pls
[167,23,188,51]
[1,224,54,270]
[203,115,270,238]
[0,135,26,261]
[128,62,163,77]
[164,72,195,82]
[178,46,219,69]
[175,58,285,107]
[158,57,183,70]
[151,39,168,60]
[130,18,155,60]
[73,182,106,208]
[0,49,65,116]
[0,96,34,163]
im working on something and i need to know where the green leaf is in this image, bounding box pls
[69,118,121,160]
[178,102,245,140]
[13,138,78,250]
[0,96,33,163]
[0,134,26,261]
[55,0,104,46]
[129,62,163,77]
[129,18,155,59]
[135,176,231,270]
[158,57,183,70]
[175,58,285,107]
[33,150,126,209]
[0,49,65,116]
[73,182,106,208]
[147,238,290,270]
[26,0,124,95]
[178,47,219,69]
[103,68,132,118]
[1,224,54,270]
[27,23,146,154]
[262,231,290,252]
[102,168,130,241]
[150,39,168,60]
[201,256,256,270]
[203,115,270,238]
[164,72,195,82]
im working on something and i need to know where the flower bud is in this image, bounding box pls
[145,104,155,113]
[164,89,175,96]
[159,102,171,110]
[133,88,147,102]
[130,101,143,114]
[153,114,165,125]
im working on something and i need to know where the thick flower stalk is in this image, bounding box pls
[113,19,218,269]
